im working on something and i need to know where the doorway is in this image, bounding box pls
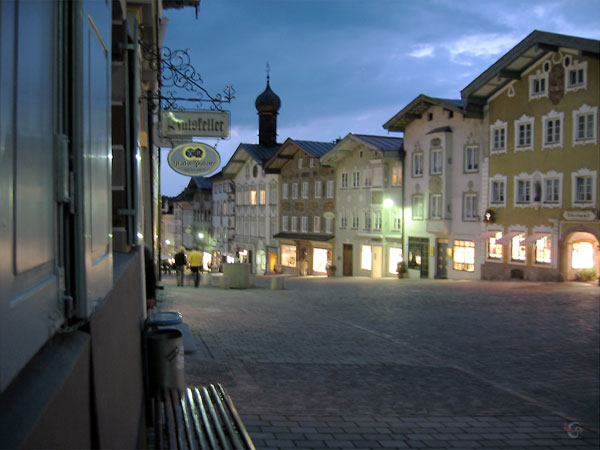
[435,239,448,279]
[343,244,353,276]
[372,246,383,278]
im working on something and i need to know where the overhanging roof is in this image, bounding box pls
[383,94,465,132]
[264,138,336,173]
[221,142,280,178]
[461,30,600,117]
[320,133,403,166]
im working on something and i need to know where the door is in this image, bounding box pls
[343,244,353,276]
[436,239,448,279]
[372,246,383,278]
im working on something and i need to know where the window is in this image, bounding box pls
[389,247,403,275]
[313,216,321,233]
[515,178,531,205]
[297,157,303,169]
[301,181,309,199]
[488,231,503,260]
[281,244,296,267]
[514,115,534,151]
[373,211,382,231]
[391,210,401,231]
[291,182,298,199]
[259,187,266,205]
[535,235,551,264]
[573,104,597,146]
[351,212,359,229]
[314,181,322,199]
[430,194,442,219]
[529,71,548,100]
[326,180,334,198]
[412,195,424,220]
[341,172,348,189]
[391,166,402,186]
[250,189,257,205]
[490,177,506,206]
[340,212,347,229]
[291,216,298,232]
[412,153,423,177]
[430,149,443,175]
[282,215,289,231]
[572,241,594,269]
[453,240,475,272]
[325,218,333,234]
[464,146,479,172]
[363,168,372,187]
[309,158,315,168]
[361,245,372,271]
[300,216,308,233]
[511,233,526,262]
[352,171,360,188]
[270,184,277,204]
[542,110,563,149]
[490,120,507,153]
[282,183,289,200]
[463,193,478,221]
[363,211,371,230]
[542,174,562,206]
[565,58,587,92]
[572,169,596,207]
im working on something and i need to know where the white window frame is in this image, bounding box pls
[372,210,382,231]
[363,168,372,187]
[572,104,598,146]
[430,148,443,175]
[514,114,534,152]
[341,172,348,189]
[490,119,507,154]
[282,215,289,232]
[514,174,533,207]
[529,69,548,100]
[391,210,401,231]
[325,217,333,234]
[297,157,303,169]
[412,194,424,220]
[314,181,322,199]
[363,210,371,230]
[291,216,298,232]
[291,182,298,199]
[351,212,359,229]
[301,216,308,233]
[313,216,321,233]
[309,158,315,168]
[464,145,479,173]
[282,182,289,200]
[565,58,587,93]
[463,193,478,221]
[340,211,347,229]
[541,171,563,208]
[352,171,360,188]
[301,181,309,199]
[429,194,442,219]
[509,230,527,264]
[542,110,564,150]
[489,175,507,207]
[412,153,423,177]
[326,180,334,198]
[571,168,596,208]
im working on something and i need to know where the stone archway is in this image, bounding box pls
[563,230,599,281]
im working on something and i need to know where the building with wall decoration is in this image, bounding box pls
[209,170,236,268]
[320,134,404,277]
[265,139,337,275]
[383,95,486,280]
[462,30,600,282]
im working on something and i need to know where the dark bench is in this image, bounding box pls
[152,384,255,450]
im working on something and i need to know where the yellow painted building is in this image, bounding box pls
[463,31,600,281]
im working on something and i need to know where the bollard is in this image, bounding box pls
[147,329,185,395]
[270,276,285,290]
[201,273,212,286]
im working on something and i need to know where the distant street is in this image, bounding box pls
[157,275,599,450]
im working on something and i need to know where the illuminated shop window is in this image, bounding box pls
[361,245,372,271]
[511,234,526,261]
[453,240,475,272]
[250,189,257,205]
[535,236,552,264]
[488,231,503,260]
[281,245,297,267]
[572,241,594,269]
[389,247,403,275]
[312,248,328,273]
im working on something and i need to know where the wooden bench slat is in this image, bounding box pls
[215,384,255,450]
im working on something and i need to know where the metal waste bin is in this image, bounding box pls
[147,328,185,394]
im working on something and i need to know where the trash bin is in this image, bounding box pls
[147,328,185,394]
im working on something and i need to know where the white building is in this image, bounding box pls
[384,95,485,279]
[209,171,236,267]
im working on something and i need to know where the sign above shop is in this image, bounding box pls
[167,142,220,177]
[161,110,229,138]
[563,210,596,221]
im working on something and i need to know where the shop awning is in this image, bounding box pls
[522,233,550,245]
[474,231,498,241]
[495,231,521,245]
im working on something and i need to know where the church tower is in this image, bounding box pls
[255,75,281,147]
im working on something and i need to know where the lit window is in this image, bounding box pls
[535,236,551,264]
[388,247,403,275]
[464,146,479,172]
[361,245,372,271]
[572,241,594,269]
[281,244,296,267]
[373,210,382,230]
[453,240,475,272]
[412,153,423,177]
[391,166,402,186]
[488,231,503,260]
[511,234,526,262]
[250,189,257,205]
[259,188,266,205]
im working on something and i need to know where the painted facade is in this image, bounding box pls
[265,139,336,275]
[209,171,236,268]
[462,31,600,281]
[321,134,404,277]
[384,96,486,280]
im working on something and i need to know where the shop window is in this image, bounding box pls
[488,231,503,260]
[453,240,475,272]
[389,247,403,275]
[361,245,372,271]
[510,234,526,262]
[281,245,297,267]
[312,248,328,273]
[535,236,552,264]
[572,241,594,269]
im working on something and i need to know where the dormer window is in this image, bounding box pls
[564,57,587,92]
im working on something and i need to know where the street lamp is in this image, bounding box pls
[197,232,204,239]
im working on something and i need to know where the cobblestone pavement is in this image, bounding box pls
[157,274,599,449]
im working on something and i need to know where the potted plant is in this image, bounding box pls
[396,261,408,278]
[326,263,336,277]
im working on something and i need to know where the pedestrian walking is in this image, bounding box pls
[188,246,203,287]
[174,247,187,287]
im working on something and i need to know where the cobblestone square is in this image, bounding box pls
[158,276,599,449]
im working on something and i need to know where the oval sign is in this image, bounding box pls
[167,142,221,176]
[323,211,335,220]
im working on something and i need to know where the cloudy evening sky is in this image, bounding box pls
[159,0,600,196]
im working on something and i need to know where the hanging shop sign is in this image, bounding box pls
[160,110,229,138]
[167,142,220,176]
